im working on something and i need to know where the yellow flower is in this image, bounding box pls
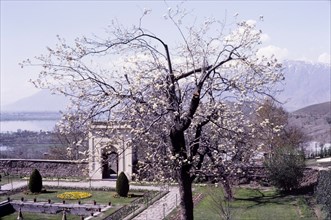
[57,192,92,200]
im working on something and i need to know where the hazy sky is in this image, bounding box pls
[1,1,330,106]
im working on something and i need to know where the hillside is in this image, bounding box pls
[2,90,69,112]
[293,102,331,116]
[289,101,331,143]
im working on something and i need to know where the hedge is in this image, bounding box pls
[116,172,129,197]
[315,170,331,219]
[28,169,43,193]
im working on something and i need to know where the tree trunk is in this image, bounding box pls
[170,128,194,220]
[222,177,234,201]
[178,165,194,220]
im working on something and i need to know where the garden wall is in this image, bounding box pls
[0,159,88,179]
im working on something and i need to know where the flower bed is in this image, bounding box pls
[57,191,92,200]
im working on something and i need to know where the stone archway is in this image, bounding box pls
[88,122,133,180]
[101,146,119,179]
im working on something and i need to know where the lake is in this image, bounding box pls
[0,112,60,133]
[0,120,58,133]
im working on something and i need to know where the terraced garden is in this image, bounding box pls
[0,188,155,219]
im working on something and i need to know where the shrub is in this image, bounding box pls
[116,172,129,197]
[28,169,43,193]
[315,170,331,219]
[264,146,305,192]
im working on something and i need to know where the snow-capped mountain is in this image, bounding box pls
[279,60,330,112]
[1,60,330,113]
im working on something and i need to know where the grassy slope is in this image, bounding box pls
[194,186,316,220]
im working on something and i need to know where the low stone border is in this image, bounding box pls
[0,201,15,217]
[10,200,109,216]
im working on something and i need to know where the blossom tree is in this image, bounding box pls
[22,7,283,220]
[50,114,88,160]
[254,99,308,156]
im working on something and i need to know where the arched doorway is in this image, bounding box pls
[88,122,133,180]
[101,147,118,179]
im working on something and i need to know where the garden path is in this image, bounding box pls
[130,187,179,220]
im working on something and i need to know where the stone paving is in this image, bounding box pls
[131,187,179,220]
[0,180,179,220]
[1,181,27,191]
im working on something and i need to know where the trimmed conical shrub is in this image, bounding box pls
[28,169,43,193]
[116,172,129,197]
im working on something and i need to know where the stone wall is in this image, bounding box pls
[0,159,88,179]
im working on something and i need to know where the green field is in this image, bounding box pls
[193,186,317,220]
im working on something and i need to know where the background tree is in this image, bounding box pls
[206,185,232,220]
[264,145,305,192]
[254,100,308,192]
[46,113,88,160]
[254,99,308,155]
[23,7,283,220]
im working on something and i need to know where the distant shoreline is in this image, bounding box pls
[0,111,61,121]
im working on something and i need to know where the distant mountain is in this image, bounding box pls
[289,101,331,143]
[1,60,330,113]
[279,60,331,111]
[1,90,69,112]
[293,101,331,116]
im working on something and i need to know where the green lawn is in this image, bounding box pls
[0,189,143,205]
[193,186,317,220]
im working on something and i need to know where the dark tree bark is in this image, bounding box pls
[178,165,194,220]
[170,128,194,220]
